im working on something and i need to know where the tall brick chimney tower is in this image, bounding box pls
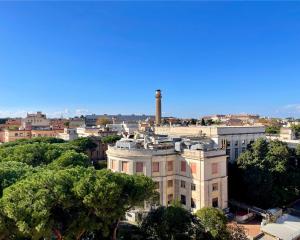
[155,89,162,126]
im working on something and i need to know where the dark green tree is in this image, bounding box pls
[102,135,121,144]
[195,207,229,240]
[234,138,299,208]
[1,168,156,240]
[140,204,207,240]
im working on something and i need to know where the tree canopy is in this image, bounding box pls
[140,203,207,240]
[0,137,156,240]
[229,138,300,208]
[102,135,121,144]
[196,207,229,240]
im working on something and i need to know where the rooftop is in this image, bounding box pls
[261,214,300,240]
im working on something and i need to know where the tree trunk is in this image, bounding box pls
[53,228,63,240]
[76,229,86,240]
[111,219,120,240]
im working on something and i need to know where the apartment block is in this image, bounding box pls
[155,126,265,162]
[107,136,228,212]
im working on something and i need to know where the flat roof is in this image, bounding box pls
[261,214,300,240]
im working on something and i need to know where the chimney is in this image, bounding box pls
[155,90,162,126]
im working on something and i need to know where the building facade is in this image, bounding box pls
[155,126,265,162]
[107,137,228,212]
[21,112,50,130]
[3,129,31,142]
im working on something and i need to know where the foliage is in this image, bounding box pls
[201,118,206,126]
[117,223,144,240]
[0,142,70,167]
[102,135,121,144]
[231,138,300,208]
[48,150,91,168]
[265,126,280,134]
[96,117,112,126]
[1,168,156,239]
[189,119,197,125]
[140,204,207,240]
[196,207,229,240]
[0,137,157,239]
[291,124,300,138]
[227,223,248,240]
[68,137,97,152]
[0,161,33,197]
[0,137,64,148]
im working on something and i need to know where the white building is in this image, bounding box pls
[107,136,228,213]
[155,126,266,162]
[106,122,139,135]
[57,128,78,141]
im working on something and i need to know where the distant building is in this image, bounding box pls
[31,129,63,138]
[85,137,108,161]
[68,117,85,128]
[57,128,78,141]
[76,127,117,138]
[85,114,154,126]
[0,119,22,130]
[202,114,260,126]
[280,127,296,140]
[49,118,68,130]
[267,127,300,149]
[106,122,139,135]
[84,114,99,127]
[155,126,265,162]
[107,135,228,214]
[2,129,31,142]
[21,111,50,130]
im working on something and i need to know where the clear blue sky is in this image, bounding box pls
[0,1,300,118]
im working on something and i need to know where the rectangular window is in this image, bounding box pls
[226,149,231,156]
[221,139,226,149]
[111,160,117,170]
[226,140,231,147]
[152,162,159,172]
[167,161,173,171]
[167,180,173,188]
[122,161,129,172]
[235,140,238,146]
[191,198,196,208]
[242,140,246,145]
[191,183,196,191]
[180,195,186,205]
[212,183,218,192]
[181,180,186,188]
[167,194,173,204]
[136,162,143,173]
[154,181,160,189]
[212,163,218,174]
[234,148,239,159]
[181,161,186,172]
[212,198,219,208]
[191,163,197,174]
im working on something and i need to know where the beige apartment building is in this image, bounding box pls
[155,126,265,162]
[2,129,31,142]
[21,111,50,130]
[107,136,228,212]
[31,129,63,138]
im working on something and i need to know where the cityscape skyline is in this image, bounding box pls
[1,2,300,118]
